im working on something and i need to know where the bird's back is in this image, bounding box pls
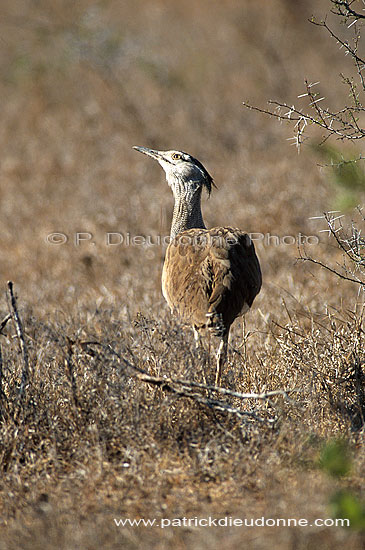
[162,227,261,333]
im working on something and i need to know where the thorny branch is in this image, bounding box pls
[243,0,365,147]
[243,77,365,148]
[330,0,365,20]
[299,209,365,289]
[311,18,365,67]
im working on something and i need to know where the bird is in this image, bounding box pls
[133,146,262,385]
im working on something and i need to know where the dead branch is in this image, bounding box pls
[7,282,30,401]
[297,252,365,287]
[79,340,300,425]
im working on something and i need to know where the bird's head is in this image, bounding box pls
[133,146,214,197]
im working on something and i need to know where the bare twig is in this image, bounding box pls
[297,252,364,286]
[7,282,30,400]
[0,314,11,335]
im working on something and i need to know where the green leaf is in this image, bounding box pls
[319,439,351,478]
[330,489,365,531]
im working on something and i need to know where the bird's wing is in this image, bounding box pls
[162,227,261,330]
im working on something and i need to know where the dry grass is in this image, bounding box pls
[0,0,364,548]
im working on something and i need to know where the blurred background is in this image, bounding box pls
[0,0,362,316]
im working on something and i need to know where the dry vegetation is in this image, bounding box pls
[0,0,364,548]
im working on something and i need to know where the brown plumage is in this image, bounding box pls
[133,146,262,385]
[162,227,260,331]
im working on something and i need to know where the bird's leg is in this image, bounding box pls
[193,325,208,386]
[242,315,247,363]
[215,332,228,386]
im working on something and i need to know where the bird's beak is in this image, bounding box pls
[133,146,165,162]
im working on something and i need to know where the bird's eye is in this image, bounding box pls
[172,153,181,160]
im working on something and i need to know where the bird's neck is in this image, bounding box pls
[170,185,205,239]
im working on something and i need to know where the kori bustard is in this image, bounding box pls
[133,146,262,385]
